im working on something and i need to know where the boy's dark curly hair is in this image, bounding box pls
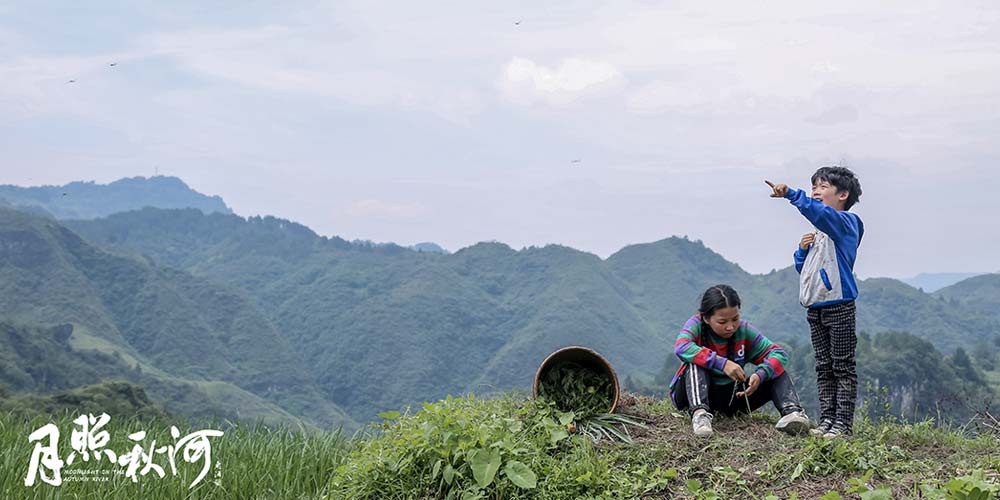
[812,166,862,210]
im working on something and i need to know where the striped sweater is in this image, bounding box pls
[668,313,789,397]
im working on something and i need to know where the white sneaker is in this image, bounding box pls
[775,411,810,436]
[692,410,713,438]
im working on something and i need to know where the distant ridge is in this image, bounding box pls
[411,242,449,254]
[933,273,1000,316]
[899,272,987,292]
[0,176,232,220]
[350,239,449,254]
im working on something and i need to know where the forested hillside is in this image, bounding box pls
[54,207,1000,424]
[0,208,354,429]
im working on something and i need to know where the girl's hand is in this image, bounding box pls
[736,373,761,397]
[723,360,746,382]
[765,180,789,198]
[799,233,815,250]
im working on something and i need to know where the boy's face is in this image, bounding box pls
[811,178,849,210]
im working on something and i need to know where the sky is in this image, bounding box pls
[1,0,998,279]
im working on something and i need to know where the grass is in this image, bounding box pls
[3,394,999,499]
[614,397,1000,498]
[1,411,348,499]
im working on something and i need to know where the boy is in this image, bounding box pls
[766,167,863,438]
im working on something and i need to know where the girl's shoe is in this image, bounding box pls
[775,411,810,435]
[692,410,714,438]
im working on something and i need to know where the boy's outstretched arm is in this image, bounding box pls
[765,179,857,242]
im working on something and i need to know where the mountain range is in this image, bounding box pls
[1,177,998,427]
[0,208,353,429]
[0,176,231,220]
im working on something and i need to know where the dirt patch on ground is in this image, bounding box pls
[607,393,1000,499]
[615,393,782,447]
[614,401,687,444]
[612,395,831,497]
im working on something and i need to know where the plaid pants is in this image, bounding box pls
[808,301,857,428]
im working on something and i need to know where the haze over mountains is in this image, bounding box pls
[1,177,997,427]
[899,272,996,293]
[0,176,231,220]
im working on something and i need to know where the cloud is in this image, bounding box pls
[500,57,624,107]
[345,199,427,219]
[141,25,487,124]
[4,1,1000,277]
[625,80,717,114]
[806,104,859,125]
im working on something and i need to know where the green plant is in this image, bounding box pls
[331,395,576,499]
[683,478,722,500]
[766,435,910,481]
[843,470,893,499]
[536,362,615,418]
[919,470,1000,499]
[329,394,679,499]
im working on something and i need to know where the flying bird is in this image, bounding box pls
[514,20,521,25]
[570,159,581,164]
[66,79,76,84]
[109,62,117,67]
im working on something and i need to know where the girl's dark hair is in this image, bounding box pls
[699,284,741,319]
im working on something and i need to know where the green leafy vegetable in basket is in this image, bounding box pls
[537,361,615,419]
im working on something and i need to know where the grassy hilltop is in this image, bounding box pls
[3,392,998,499]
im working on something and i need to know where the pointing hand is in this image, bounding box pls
[765,180,789,198]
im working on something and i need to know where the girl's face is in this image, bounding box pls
[705,306,741,338]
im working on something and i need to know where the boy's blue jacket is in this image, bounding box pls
[786,188,864,308]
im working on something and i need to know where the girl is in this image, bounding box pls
[669,284,810,437]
